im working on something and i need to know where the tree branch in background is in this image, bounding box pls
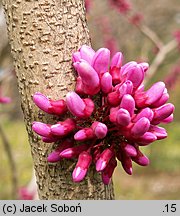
[145,40,178,85]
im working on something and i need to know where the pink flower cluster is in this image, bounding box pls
[32,45,174,184]
[109,0,131,14]
[0,89,11,104]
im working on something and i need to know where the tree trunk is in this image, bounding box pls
[3,0,115,199]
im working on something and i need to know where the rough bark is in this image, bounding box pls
[2,0,115,199]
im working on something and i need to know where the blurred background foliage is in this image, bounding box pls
[0,0,180,199]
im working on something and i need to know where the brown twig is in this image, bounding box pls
[0,123,18,199]
[145,39,178,85]
[124,14,164,49]
[137,24,164,49]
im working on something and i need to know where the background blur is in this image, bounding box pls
[0,0,180,199]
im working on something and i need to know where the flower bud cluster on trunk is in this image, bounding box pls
[32,45,174,184]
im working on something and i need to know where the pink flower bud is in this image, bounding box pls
[47,138,74,162]
[83,98,95,118]
[59,143,89,159]
[119,80,133,98]
[74,61,100,95]
[32,122,51,137]
[123,143,137,157]
[72,151,92,182]
[96,148,114,171]
[51,118,76,136]
[93,145,102,163]
[101,72,113,94]
[134,86,148,108]
[79,45,95,64]
[152,103,175,123]
[0,96,11,104]
[139,62,149,72]
[111,52,123,69]
[120,61,137,80]
[132,151,150,166]
[33,92,67,115]
[116,108,131,126]
[131,117,150,137]
[92,48,110,75]
[74,128,94,141]
[107,91,121,106]
[161,114,173,124]
[132,107,154,122]
[126,64,144,89]
[121,154,133,175]
[72,51,81,63]
[91,122,108,139]
[101,157,117,185]
[75,76,84,94]
[110,67,121,84]
[137,132,157,146]
[33,92,51,113]
[151,90,169,108]
[145,82,166,106]
[120,94,135,116]
[149,125,167,140]
[66,92,94,118]
[48,99,67,115]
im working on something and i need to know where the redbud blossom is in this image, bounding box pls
[33,92,67,115]
[66,92,94,118]
[92,48,110,75]
[32,45,174,184]
[72,151,92,182]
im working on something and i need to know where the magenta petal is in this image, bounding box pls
[0,96,11,104]
[33,92,51,113]
[76,61,100,87]
[96,158,107,172]
[120,94,135,116]
[92,122,108,139]
[101,72,112,94]
[161,114,173,124]
[149,125,167,140]
[47,151,61,163]
[133,154,150,166]
[74,130,86,141]
[131,117,150,137]
[133,107,154,122]
[92,48,110,75]
[137,132,157,145]
[119,80,133,98]
[121,155,133,175]
[145,82,165,105]
[72,167,87,182]
[79,45,95,64]
[120,61,137,80]
[96,148,114,171]
[138,62,149,72]
[74,128,94,141]
[72,51,81,63]
[101,173,111,185]
[51,124,64,136]
[116,108,131,126]
[124,144,137,157]
[126,64,144,88]
[66,91,85,117]
[32,122,51,137]
[153,103,175,122]
[111,52,123,69]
